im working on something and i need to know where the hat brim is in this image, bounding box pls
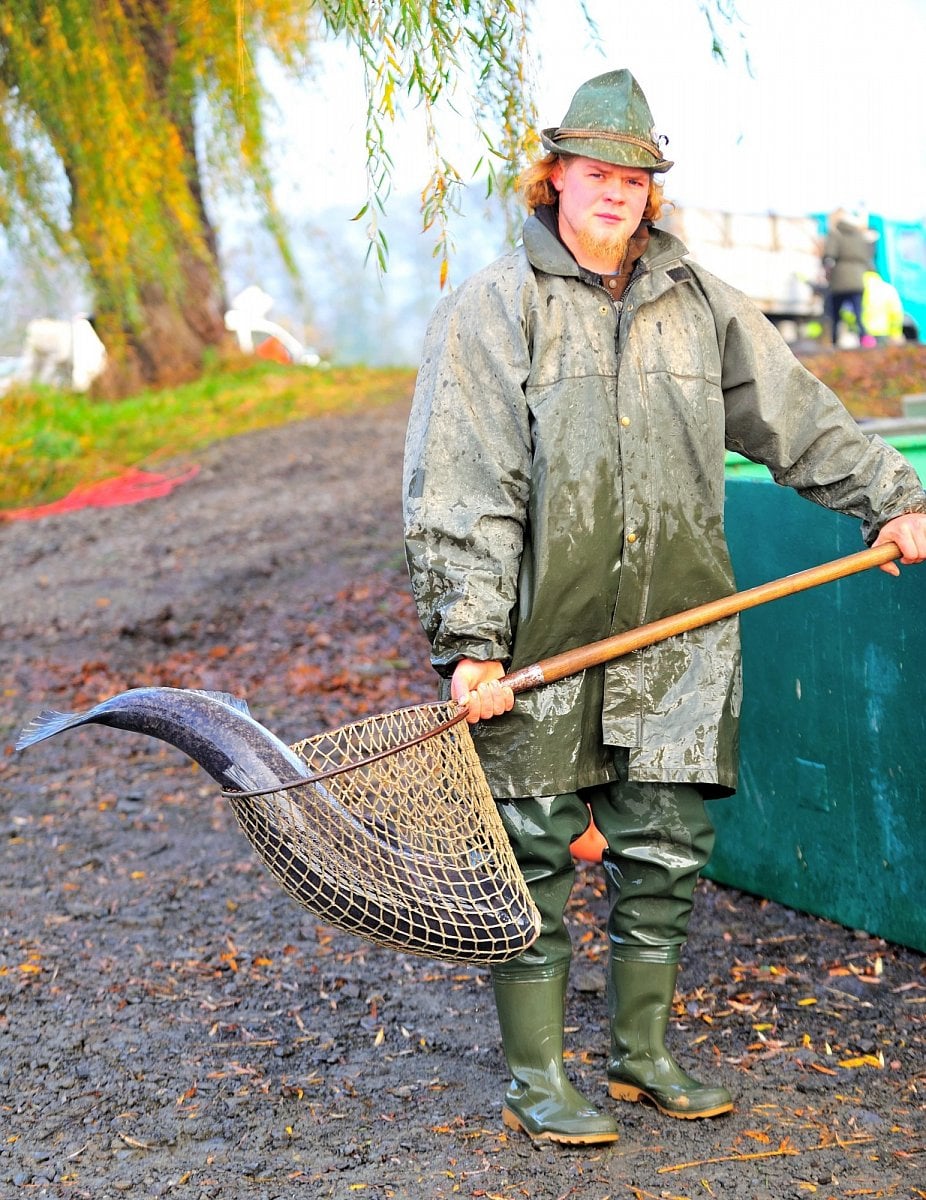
[540,128,673,173]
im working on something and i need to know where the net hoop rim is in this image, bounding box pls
[221,700,469,800]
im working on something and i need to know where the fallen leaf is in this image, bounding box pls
[837,1054,883,1069]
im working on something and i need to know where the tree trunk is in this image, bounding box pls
[93,240,230,399]
[89,6,231,398]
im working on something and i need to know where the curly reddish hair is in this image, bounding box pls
[518,152,665,222]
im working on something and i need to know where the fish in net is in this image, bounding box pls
[16,687,540,964]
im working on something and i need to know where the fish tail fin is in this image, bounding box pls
[16,709,87,751]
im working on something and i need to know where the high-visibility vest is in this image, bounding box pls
[862,271,904,339]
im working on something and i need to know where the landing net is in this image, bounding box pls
[226,702,539,964]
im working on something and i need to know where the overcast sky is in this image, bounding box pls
[273,0,926,223]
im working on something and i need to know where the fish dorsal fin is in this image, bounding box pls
[195,689,252,717]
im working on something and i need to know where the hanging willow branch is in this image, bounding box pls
[2,3,302,313]
[313,0,536,285]
[0,0,744,375]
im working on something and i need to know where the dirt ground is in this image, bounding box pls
[1,397,924,1200]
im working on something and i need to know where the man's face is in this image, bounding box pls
[550,156,650,272]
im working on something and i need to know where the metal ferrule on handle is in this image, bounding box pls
[500,543,901,695]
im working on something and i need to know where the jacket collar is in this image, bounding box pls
[523,206,582,276]
[522,206,691,295]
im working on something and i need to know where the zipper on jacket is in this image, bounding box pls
[614,265,648,346]
[585,272,629,346]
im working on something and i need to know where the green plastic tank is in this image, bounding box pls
[711,428,926,951]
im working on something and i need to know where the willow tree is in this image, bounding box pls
[0,1,535,394]
[0,2,741,395]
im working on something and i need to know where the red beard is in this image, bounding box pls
[575,227,632,273]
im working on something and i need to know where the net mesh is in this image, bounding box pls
[226,702,540,964]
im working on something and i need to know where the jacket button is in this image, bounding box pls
[599,305,609,315]
[627,531,637,544]
[620,416,631,427]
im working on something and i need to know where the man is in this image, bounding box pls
[403,70,926,1146]
[822,208,877,345]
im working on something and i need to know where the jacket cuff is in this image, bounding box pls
[866,496,926,544]
[430,640,512,679]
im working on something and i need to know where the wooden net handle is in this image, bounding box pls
[500,542,901,695]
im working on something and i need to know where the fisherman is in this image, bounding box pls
[403,70,926,1146]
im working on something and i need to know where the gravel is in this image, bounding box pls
[1,398,924,1199]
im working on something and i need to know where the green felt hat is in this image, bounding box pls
[541,69,673,172]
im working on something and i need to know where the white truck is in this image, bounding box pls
[659,206,925,342]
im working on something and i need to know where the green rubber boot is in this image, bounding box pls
[493,966,619,1145]
[590,774,732,1119]
[607,953,733,1119]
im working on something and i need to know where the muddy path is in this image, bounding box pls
[1,398,924,1199]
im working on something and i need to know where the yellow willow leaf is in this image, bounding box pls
[2,0,535,364]
[837,1054,883,1069]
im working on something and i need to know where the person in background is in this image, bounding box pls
[862,269,906,344]
[823,209,878,346]
[404,70,926,1146]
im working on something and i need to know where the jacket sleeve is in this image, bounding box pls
[698,269,926,543]
[403,262,535,675]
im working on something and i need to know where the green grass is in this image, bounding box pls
[4,344,923,513]
[0,360,416,511]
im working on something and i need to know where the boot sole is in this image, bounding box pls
[502,1106,619,1145]
[607,1080,733,1120]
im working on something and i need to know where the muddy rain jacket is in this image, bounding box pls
[404,216,926,799]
